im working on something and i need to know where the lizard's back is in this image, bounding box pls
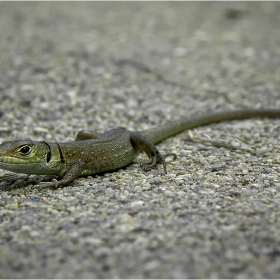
[58,128,135,175]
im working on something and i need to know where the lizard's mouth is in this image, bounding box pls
[0,156,5,164]
[0,156,18,166]
[0,156,31,166]
[0,157,18,172]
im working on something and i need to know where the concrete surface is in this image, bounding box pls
[0,2,280,278]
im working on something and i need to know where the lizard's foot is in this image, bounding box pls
[0,180,28,191]
[140,156,157,174]
[37,160,85,191]
[130,131,177,174]
[140,152,177,174]
[0,173,31,191]
[37,179,59,191]
[0,173,29,182]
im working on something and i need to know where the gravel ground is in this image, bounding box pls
[0,2,280,278]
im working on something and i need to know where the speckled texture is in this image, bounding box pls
[0,2,280,278]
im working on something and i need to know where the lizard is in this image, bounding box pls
[0,108,280,190]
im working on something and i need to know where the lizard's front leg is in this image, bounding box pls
[38,160,86,190]
[130,132,176,174]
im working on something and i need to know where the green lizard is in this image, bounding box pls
[0,109,280,190]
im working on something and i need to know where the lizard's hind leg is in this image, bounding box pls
[75,130,101,141]
[130,132,176,174]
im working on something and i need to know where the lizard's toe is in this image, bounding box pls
[37,179,58,191]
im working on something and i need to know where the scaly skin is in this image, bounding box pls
[0,109,280,190]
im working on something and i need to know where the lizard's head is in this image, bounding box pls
[0,140,50,174]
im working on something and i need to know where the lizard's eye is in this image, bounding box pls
[19,146,31,155]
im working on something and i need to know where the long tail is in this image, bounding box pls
[142,109,280,144]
